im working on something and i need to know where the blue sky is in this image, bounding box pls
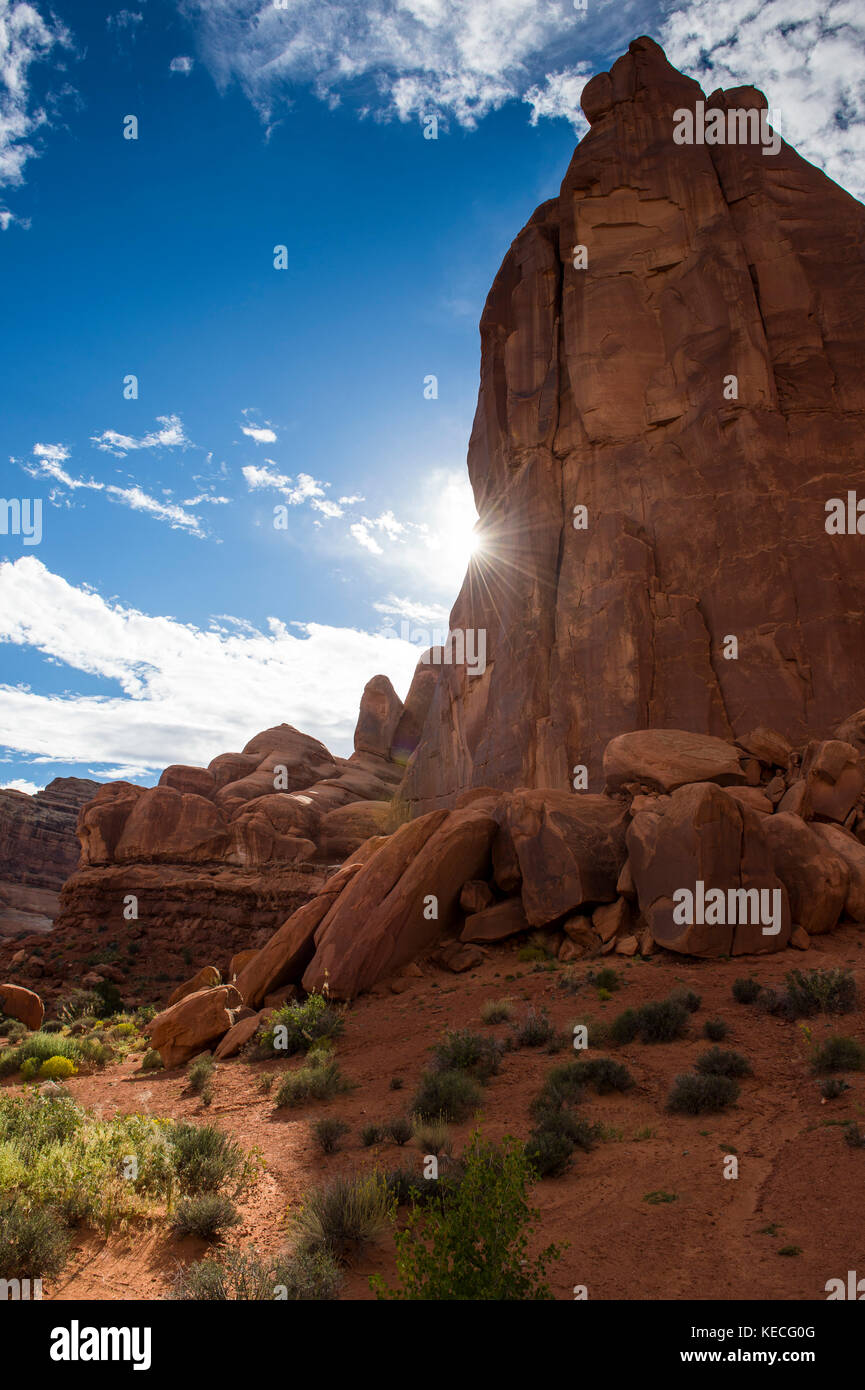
[1,0,863,791]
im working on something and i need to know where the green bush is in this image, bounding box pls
[667,1073,740,1115]
[525,1105,601,1178]
[431,1028,503,1081]
[703,1019,730,1042]
[141,1049,163,1071]
[480,998,515,1025]
[373,1133,563,1300]
[820,1078,851,1100]
[187,1054,215,1094]
[412,1117,452,1155]
[577,1056,634,1094]
[361,1122,385,1147]
[170,1192,240,1242]
[732,977,761,1005]
[274,1058,351,1109]
[844,1123,865,1149]
[312,1117,349,1155]
[610,997,688,1045]
[512,1007,557,1049]
[810,1035,865,1075]
[695,1047,752,1079]
[386,1116,413,1147]
[255,993,345,1058]
[668,988,701,1014]
[412,1068,483,1123]
[784,968,856,1019]
[173,1245,341,1300]
[38,1056,77,1081]
[0,1195,69,1279]
[292,1171,393,1261]
[168,1122,251,1195]
[57,989,101,1023]
[592,968,622,993]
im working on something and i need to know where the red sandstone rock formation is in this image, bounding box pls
[0,778,100,937]
[400,35,865,813]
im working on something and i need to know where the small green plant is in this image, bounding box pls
[695,1047,752,1079]
[732,977,761,1005]
[667,1073,739,1115]
[576,1056,634,1094]
[668,988,701,1014]
[168,1122,252,1196]
[610,997,689,1045]
[412,1069,482,1123]
[274,1059,351,1109]
[810,1035,865,1075]
[783,967,856,1018]
[173,1245,341,1300]
[372,1133,563,1300]
[820,1078,851,1100]
[592,968,622,993]
[361,1122,385,1148]
[703,1019,730,1042]
[412,1117,452,1155]
[255,993,345,1058]
[291,1171,393,1262]
[187,1054,215,1094]
[844,1123,865,1149]
[643,1190,677,1205]
[312,1117,350,1155]
[480,998,515,1025]
[140,1049,163,1072]
[386,1116,413,1147]
[0,1196,70,1279]
[512,1007,556,1049]
[778,1245,802,1257]
[431,1028,503,1081]
[170,1192,240,1242]
[389,1076,404,1091]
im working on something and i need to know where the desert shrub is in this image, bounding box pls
[373,1133,563,1300]
[820,1078,851,1100]
[810,1035,865,1075]
[312,1117,349,1155]
[0,1031,82,1078]
[141,1049,163,1071]
[109,1021,137,1039]
[703,1019,730,1042]
[0,1195,69,1279]
[187,1054,215,1094]
[732,978,761,1005]
[481,998,514,1025]
[695,1047,752,1079]
[361,1122,385,1147]
[173,1245,341,1300]
[168,1122,250,1196]
[389,1076,403,1091]
[667,1073,740,1115]
[784,968,856,1019]
[531,1062,587,1113]
[93,980,124,1018]
[431,1028,503,1081]
[525,1105,601,1178]
[668,988,701,1014]
[0,1019,27,1041]
[41,1021,64,1034]
[577,1056,634,1094]
[592,968,622,993]
[412,1068,483,1123]
[170,1192,240,1242]
[255,993,344,1058]
[385,1166,428,1207]
[386,1116,413,1147]
[57,989,101,1023]
[844,1123,865,1149]
[274,1058,351,1110]
[412,1117,452,1155]
[512,1007,557,1049]
[75,1036,113,1069]
[38,1056,77,1081]
[20,1057,42,1082]
[292,1171,392,1261]
[611,997,688,1045]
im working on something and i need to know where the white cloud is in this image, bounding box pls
[524,64,592,128]
[0,778,41,795]
[90,413,191,457]
[0,557,423,767]
[170,55,194,74]
[349,520,383,555]
[0,0,73,221]
[662,0,865,200]
[241,424,277,443]
[20,443,210,538]
[106,10,143,33]
[374,594,450,627]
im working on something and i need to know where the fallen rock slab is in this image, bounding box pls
[149,984,242,1068]
[0,982,44,1030]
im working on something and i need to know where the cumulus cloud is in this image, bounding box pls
[0,557,423,768]
[0,0,73,222]
[0,777,41,795]
[170,55,194,74]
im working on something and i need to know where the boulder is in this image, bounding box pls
[0,982,44,1030]
[736,728,792,769]
[593,898,630,943]
[459,880,494,915]
[627,782,791,955]
[505,791,628,926]
[168,964,221,1008]
[214,1011,262,1060]
[354,675,404,758]
[303,808,496,997]
[604,730,746,794]
[114,789,229,864]
[158,765,217,800]
[148,984,241,1067]
[720,787,773,815]
[810,822,865,922]
[228,949,258,980]
[320,801,392,860]
[761,814,848,935]
[801,741,865,823]
[461,898,529,943]
[433,941,484,973]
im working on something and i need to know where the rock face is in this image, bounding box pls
[400,35,865,812]
[0,672,435,1005]
[0,778,100,937]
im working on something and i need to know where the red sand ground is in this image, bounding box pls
[7,929,865,1302]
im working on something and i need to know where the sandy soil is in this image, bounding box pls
[9,928,865,1302]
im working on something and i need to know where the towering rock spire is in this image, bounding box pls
[401,36,865,812]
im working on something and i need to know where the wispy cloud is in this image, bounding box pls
[0,557,423,768]
[90,413,191,457]
[0,0,73,223]
[170,55,194,74]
